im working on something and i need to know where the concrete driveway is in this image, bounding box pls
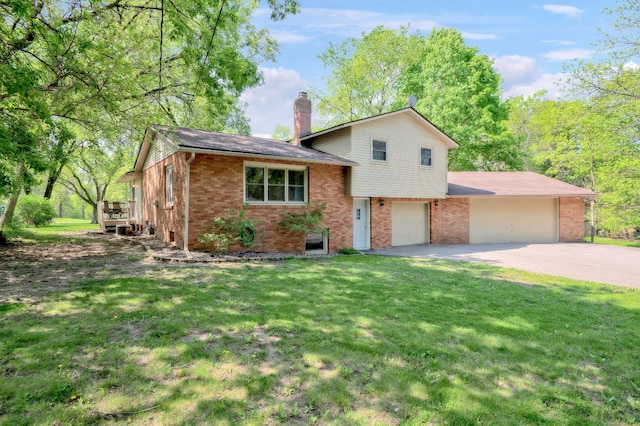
[367,243,640,289]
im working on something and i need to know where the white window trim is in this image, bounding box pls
[244,161,308,205]
[371,138,389,164]
[165,164,174,206]
[420,147,433,168]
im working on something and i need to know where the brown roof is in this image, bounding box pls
[447,172,597,197]
[153,126,358,166]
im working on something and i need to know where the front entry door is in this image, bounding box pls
[353,199,370,250]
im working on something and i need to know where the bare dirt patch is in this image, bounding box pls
[0,232,168,305]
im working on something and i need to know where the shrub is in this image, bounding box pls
[338,247,360,255]
[197,205,261,252]
[16,195,56,227]
[278,203,328,235]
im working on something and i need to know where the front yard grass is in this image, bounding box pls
[1,254,639,424]
[587,236,640,248]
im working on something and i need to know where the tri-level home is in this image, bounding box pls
[120,92,595,254]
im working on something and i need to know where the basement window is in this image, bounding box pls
[305,231,327,254]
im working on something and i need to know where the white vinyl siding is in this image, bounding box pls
[349,113,449,198]
[143,134,179,170]
[244,161,307,205]
[310,128,352,159]
[469,197,558,243]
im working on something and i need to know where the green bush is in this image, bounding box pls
[338,247,360,255]
[197,205,261,252]
[16,195,56,227]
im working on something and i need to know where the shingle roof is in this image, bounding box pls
[447,172,597,197]
[154,125,358,166]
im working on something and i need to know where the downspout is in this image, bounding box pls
[184,152,196,257]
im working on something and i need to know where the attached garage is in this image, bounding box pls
[469,197,558,243]
[445,172,597,244]
[392,202,429,246]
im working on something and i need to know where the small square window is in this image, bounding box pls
[372,139,387,162]
[421,148,432,167]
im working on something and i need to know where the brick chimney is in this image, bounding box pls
[293,91,311,145]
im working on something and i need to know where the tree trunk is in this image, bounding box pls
[44,164,64,199]
[91,202,98,224]
[0,192,20,229]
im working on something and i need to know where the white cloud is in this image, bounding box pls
[241,67,309,138]
[492,54,568,99]
[541,39,575,46]
[462,32,499,41]
[493,55,540,86]
[624,61,639,70]
[503,72,569,99]
[542,48,592,61]
[542,4,584,19]
[271,31,312,44]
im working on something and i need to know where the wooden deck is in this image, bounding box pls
[99,200,137,233]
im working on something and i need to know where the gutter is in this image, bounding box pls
[183,152,196,257]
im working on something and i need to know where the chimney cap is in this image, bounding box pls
[298,91,308,98]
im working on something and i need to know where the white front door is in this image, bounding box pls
[353,199,370,250]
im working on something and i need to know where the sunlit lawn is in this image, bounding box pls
[1,254,639,424]
[587,236,640,248]
[4,218,99,243]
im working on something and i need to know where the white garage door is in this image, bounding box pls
[469,198,558,243]
[392,202,429,246]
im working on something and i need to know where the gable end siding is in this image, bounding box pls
[349,113,449,198]
[143,134,179,170]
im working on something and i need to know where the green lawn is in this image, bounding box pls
[1,253,639,424]
[4,218,99,243]
[587,236,640,248]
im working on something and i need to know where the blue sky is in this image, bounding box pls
[242,1,613,137]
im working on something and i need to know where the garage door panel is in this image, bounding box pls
[392,203,428,246]
[470,198,557,243]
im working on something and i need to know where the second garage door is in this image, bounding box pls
[392,202,429,246]
[469,197,558,243]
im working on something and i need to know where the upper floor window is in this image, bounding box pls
[372,139,387,162]
[245,163,307,204]
[420,148,432,167]
[165,164,174,206]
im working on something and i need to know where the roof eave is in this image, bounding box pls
[178,147,359,167]
[300,108,459,149]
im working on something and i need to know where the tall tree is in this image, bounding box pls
[316,26,423,126]
[398,28,521,171]
[0,0,300,227]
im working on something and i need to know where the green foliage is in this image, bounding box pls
[316,26,520,171]
[198,205,261,252]
[278,203,328,235]
[317,26,423,126]
[15,195,56,227]
[508,94,640,233]
[397,28,521,171]
[0,0,300,207]
[338,247,360,255]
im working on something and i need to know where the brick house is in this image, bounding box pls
[121,92,596,254]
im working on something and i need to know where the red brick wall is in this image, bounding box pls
[141,152,187,247]
[184,154,352,254]
[370,197,392,249]
[559,197,586,242]
[435,198,470,244]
